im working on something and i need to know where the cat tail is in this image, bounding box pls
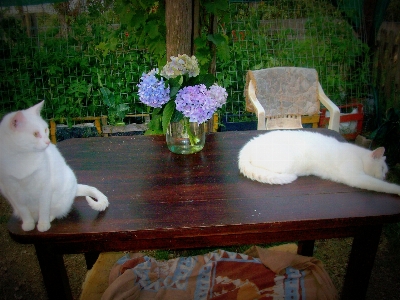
[76,184,109,211]
[238,155,297,185]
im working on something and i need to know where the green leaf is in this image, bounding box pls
[108,37,119,51]
[100,87,115,107]
[168,77,182,98]
[207,33,226,47]
[56,105,67,114]
[152,107,162,116]
[198,74,216,88]
[117,103,129,112]
[206,33,230,62]
[144,128,163,135]
[96,42,107,50]
[171,110,184,123]
[162,101,175,134]
[130,12,147,29]
[145,113,163,135]
[116,103,129,120]
[146,21,160,39]
[194,47,211,67]
[194,36,208,48]
[147,38,167,58]
[216,42,231,62]
[203,0,229,15]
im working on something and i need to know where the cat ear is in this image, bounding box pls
[371,147,385,159]
[9,111,26,131]
[30,101,45,115]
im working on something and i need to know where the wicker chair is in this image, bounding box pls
[245,67,340,132]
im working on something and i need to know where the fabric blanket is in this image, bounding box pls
[101,246,337,300]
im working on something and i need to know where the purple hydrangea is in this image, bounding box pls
[137,69,170,108]
[175,84,227,124]
[207,84,228,108]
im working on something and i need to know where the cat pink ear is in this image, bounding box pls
[9,111,26,131]
[371,147,385,159]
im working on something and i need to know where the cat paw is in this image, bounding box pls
[37,222,51,232]
[22,221,35,231]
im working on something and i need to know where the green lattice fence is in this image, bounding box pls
[217,1,371,123]
[0,0,371,129]
[0,3,156,125]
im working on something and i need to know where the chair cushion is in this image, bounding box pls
[246,67,320,117]
[101,246,337,300]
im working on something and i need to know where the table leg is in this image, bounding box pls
[341,225,382,300]
[297,240,315,256]
[84,251,100,269]
[34,244,73,300]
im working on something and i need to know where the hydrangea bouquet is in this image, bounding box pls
[137,54,227,135]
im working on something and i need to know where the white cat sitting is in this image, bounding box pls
[0,101,109,232]
[239,130,400,196]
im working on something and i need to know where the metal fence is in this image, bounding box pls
[0,0,371,128]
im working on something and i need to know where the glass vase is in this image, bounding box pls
[166,118,205,154]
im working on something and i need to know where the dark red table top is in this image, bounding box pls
[8,129,400,253]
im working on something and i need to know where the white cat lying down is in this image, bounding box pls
[239,130,400,196]
[0,101,109,232]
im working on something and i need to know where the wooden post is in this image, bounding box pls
[50,119,57,144]
[165,0,193,59]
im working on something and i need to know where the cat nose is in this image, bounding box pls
[45,140,51,145]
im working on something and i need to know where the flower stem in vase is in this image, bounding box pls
[184,117,200,146]
[166,118,205,154]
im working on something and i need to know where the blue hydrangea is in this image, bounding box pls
[137,69,170,108]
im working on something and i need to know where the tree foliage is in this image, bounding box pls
[112,0,230,69]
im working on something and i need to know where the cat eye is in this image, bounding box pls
[34,132,40,138]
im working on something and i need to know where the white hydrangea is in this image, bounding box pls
[161,54,200,79]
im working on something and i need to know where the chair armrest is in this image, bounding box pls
[248,80,266,130]
[318,83,340,132]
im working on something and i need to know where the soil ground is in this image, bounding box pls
[1,168,400,300]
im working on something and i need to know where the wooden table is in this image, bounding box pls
[8,129,400,300]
